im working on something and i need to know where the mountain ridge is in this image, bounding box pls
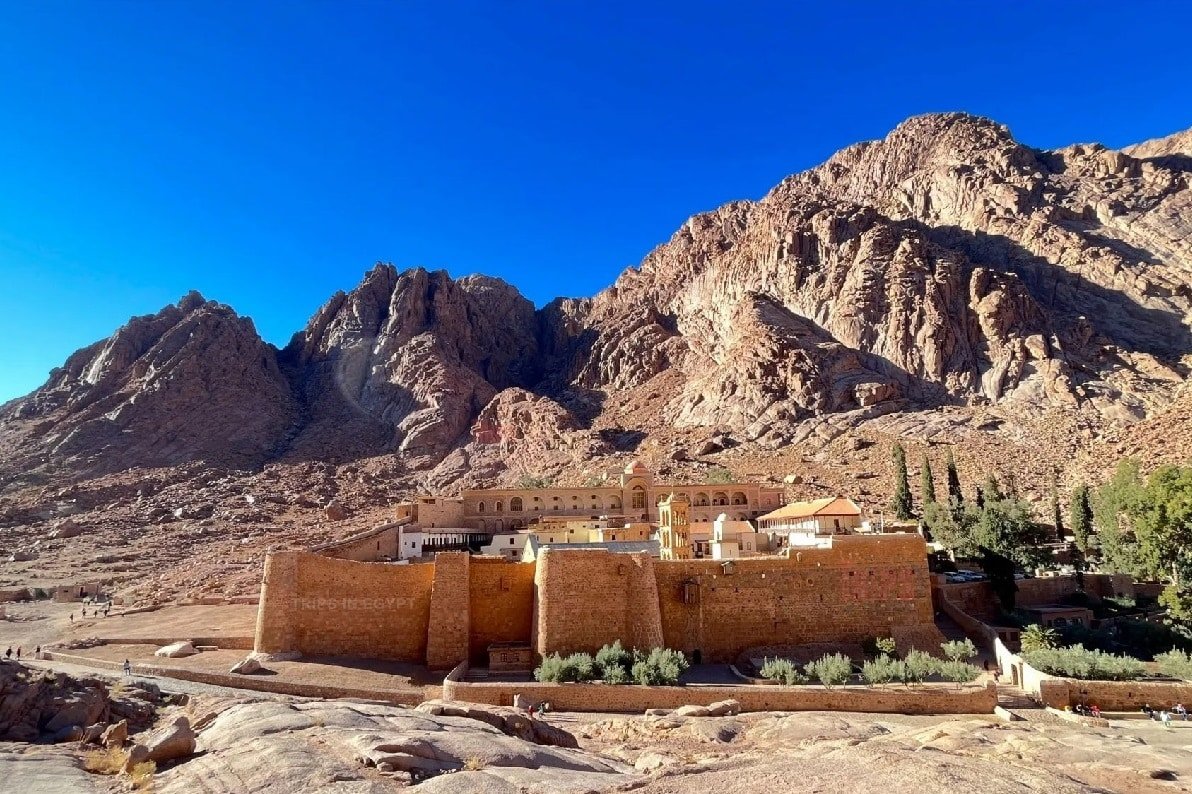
[2,112,1191,492]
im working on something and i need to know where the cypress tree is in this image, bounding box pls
[945,448,963,511]
[920,455,937,507]
[1070,483,1093,553]
[892,443,913,520]
[982,473,1003,505]
[1050,473,1065,540]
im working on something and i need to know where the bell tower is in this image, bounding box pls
[658,492,692,560]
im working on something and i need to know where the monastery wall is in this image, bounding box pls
[254,552,434,662]
[655,534,934,662]
[319,525,402,562]
[467,557,536,664]
[532,549,664,657]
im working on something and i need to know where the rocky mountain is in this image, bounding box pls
[2,113,1191,498]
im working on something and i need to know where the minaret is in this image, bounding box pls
[658,492,692,560]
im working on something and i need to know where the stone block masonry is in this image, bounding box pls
[253,533,942,670]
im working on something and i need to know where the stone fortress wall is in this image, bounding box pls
[254,533,939,668]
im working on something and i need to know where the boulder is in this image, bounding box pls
[324,501,348,521]
[706,699,741,716]
[50,519,83,539]
[230,657,262,675]
[101,719,128,747]
[80,722,106,744]
[8,550,37,562]
[140,715,196,764]
[672,705,712,718]
[154,641,197,658]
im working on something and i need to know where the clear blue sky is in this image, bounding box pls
[1,1,1189,403]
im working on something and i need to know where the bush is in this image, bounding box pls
[31,587,48,600]
[534,652,597,683]
[1020,624,1060,653]
[861,654,905,686]
[759,657,805,685]
[631,647,689,686]
[940,638,978,662]
[903,649,938,685]
[595,641,632,679]
[938,659,982,687]
[1021,646,1145,680]
[1156,649,1192,681]
[862,636,898,658]
[805,653,853,688]
[601,663,630,684]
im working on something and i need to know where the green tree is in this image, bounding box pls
[922,500,979,558]
[891,443,913,520]
[981,474,1004,505]
[945,448,964,517]
[1020,624,1059,653]
[973,497,1048,570]
[920,455,937,508]
[1091,459,1144,575]
[1070,483,1093,554]
[1049,473,1064,541]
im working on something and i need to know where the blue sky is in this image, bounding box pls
[1,1,1189,403]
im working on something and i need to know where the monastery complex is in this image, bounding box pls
[254,462,941,670]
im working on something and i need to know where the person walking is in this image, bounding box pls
[15,647,20,661]
[4,647,10,661]
[123,659,132,676]
[34,645,41,659]
[1162,710,1173,729]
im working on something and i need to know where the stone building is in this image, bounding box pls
[658,493,692,560]
[757,497,863,548]
[452,461,783,532]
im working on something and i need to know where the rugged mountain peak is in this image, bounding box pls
[278,265,540,462]
[0,295,296,478]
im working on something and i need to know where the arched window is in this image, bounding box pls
[731,491,747,505]
[712,492,728,506]
[511,497,523,512]
[631,486,646,510]
[496,500,504,513]
[694,492,709,506]
[478,501,486,513]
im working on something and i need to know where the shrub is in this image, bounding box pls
[130,760,155,790]
[534,652,597,683]
[805,653,853,688]
[1020,624,1060,653]
[862,636,898,658]
[940,638,978,662]
[759,657,805,685]
[31,587,48,600]
[601,663,630,684]
[82,747,126,775]
[596,641,632,678]
[631,647,689,686]
[903,649,938,685]
[861,654,904,686]
[938,659,982,688]
[1156,649,1192,681]
[1021,646,1145,680]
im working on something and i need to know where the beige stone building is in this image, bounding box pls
[757,497,863,548]
[456,461,784,532]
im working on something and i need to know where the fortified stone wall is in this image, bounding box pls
[468,557,536,665]
[531,550,664,658]
[655,534,933,662]
[254,535,945,668]
[254,552,435,662]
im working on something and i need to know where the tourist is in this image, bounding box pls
[535,702,546,719]
[1175,703,1188,720]
[1090,704,1101,718]
[4,647,10,660]
[34,645,41,659]
[15,647,20,661]
[1143,703,1155,719]
[69,613,74,624]
[1162,710,1173,729]
[123,659,132,676]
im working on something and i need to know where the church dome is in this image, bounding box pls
[624,459,650,475]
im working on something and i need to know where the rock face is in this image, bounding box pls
[0,292,297,479]
[1,114,1190,486]
[0,663,158,742]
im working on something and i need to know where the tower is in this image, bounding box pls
[658,492,692,560]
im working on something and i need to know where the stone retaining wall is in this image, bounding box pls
[443,677,996,714]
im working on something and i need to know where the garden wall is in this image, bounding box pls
[443,677,996,714]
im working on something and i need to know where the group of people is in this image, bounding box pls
[1143,703,1188,727]
[1071,703,1102,718]
[513,693,551,719]
[3,646,44,662]
[69,602,111,623]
